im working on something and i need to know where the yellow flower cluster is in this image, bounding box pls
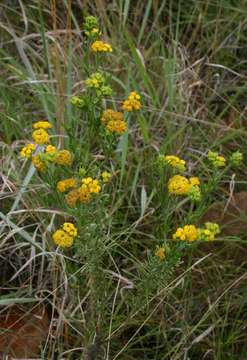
[173,222,220,243]
[91,40,112,52]
[60,176,102,208]
[122,91,141,111]
[55,150,73,166]
[20,143,35,158]
[101,109,127,134]
[81,177,101,194]
[207,151,226,168]
[159,154,186,172]
[32,154,45,172]
[168,175,200,196]
[31,148,73,172]
[57,178,77,193]
[45,145,57,154]
[52,222,78,248]
[31,121,52,145]
[173,225,198,242]
[32,121,52,130]
[32,128,50,145]
[155,246,166,260]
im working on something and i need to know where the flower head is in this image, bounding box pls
[65,189,80,208]
[168,175,190,195]
[57,178,77,193]
[32,154,45,172]
[82,177,101,194]
[62,222,78,237]
[122,91,141,111]
[155,246,166,260]
[91,40,112,52]
[20,143,35,158]
[168,175,201,200]
[32,129,50,145]
[106,120,127,134]
[33,121,52,130]
[101,109,124,123]
[55,150,73,166]
[52,229,73,248]
[159,155,186,172]
[45,145,57,153]
[173,225,198,242]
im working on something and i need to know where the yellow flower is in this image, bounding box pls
[52,229,73,248]
[32,129,50,145]
[20,143,35,158]
[106,120,127,134]
[163,155,186,172]
[122,91,141,111]
[78,185,92,203]
[88,179,101,193]
[65,189,80,208]
[32,154,45,172]
[45,145,57,153]
[32,121,52,130]
[55,150,73,166]
[91,40,112,52]
[155,246,166,260]
[57,178,77,193]
[101,109,124,124]
[189,177,200,186]
[173,225,198,242]
[101,171,111,183]
[62,222,77,237]
[168,175,190,195]
[82,177,101,194]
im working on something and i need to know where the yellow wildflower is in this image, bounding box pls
[62,222,77,237]
[173,225,198,242]
[82,177,101,194]
[65,189,80,208]
[52,229,73,248]
[163,155,186,172]
[32,129,50,145]
[101,109,124,124]
[32,154,45,172]
[78,185,92,203]
[32,121,52,130]
[189,177,200,186]
[155,246,166,260]
[45,145,57,153]
[122,91,141,111]
[20,143,35,158]
[55,150,73,166]
[57,178,77,193]
[91,40,112,52]
[101,171,111,183]
[106,119,127,134]
[168,175,190,195]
